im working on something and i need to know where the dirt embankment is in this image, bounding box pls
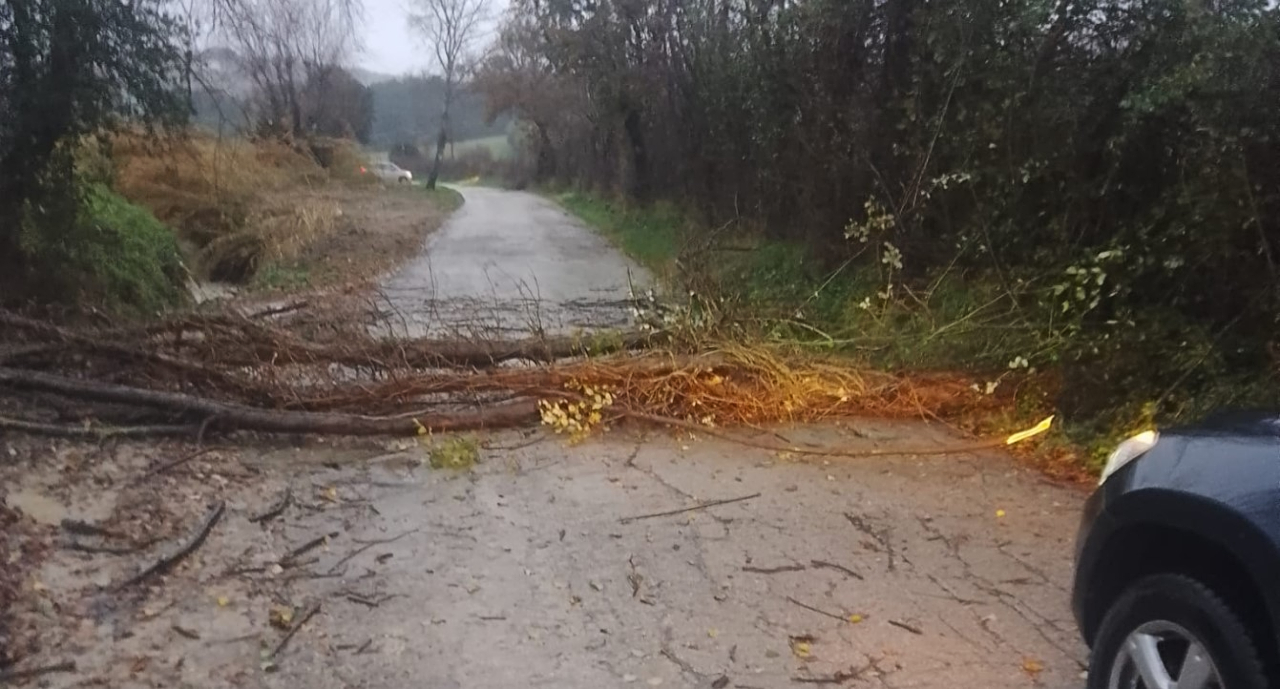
[110,132,458,295]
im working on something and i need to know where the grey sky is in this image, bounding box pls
[358,0,507,77]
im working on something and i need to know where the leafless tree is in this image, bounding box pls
[408,0,489,189]
[210,0,363,136]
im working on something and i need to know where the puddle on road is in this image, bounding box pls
[5,487,115,526]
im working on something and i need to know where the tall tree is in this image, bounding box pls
[211,0,362,136]
[0,0,186,270]
[408,0,488,189]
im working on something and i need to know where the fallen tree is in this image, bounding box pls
[0,367,538,436]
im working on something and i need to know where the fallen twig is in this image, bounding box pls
[786,596,853,624]
[171,624,201,640]
[888,619,924,635]
[62,539,137,555]
[115,501,224,589]
[742,564,806,574]
[327,529,418,574]
[134,447,219,483]
[60,518,124,539]
[810,559,864,581]
[280,532,339,567]
[249,487,293,523]
[618,493,761,524]
[791,663,872,685]
[0,660,77,683]
[270,600,321,659]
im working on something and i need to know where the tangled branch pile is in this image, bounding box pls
[0,308,988,442]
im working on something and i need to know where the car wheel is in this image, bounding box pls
[1088,573,1266,689]
[398,177,410,185]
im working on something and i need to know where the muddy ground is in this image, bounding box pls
[1,420,1088,688]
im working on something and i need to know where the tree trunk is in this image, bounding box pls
[427,126,447,189]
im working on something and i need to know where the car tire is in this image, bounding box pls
[398,177,410,185]
[1087,573,1266,689]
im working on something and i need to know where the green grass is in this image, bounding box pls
[424,186,464,211]
[554,191,683,281]
[19,183,185,313]
[429,435,480,469]
[451,135,513,160]
[253,262,311,291]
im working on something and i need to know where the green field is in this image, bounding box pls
[450,135,513,160]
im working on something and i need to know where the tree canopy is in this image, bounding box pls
[0,0,186,274]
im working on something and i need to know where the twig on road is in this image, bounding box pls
[249,487,293,523]
[0,660,77,683]
[270,601,321,659]
[618,493,761,524]
[888,619,924,635]
[133,447,219,484]
[786,596,854,624]
[280,532,339,567]
[810,559,864,580]
[115,501,224,589]
[327,528,419,574]
[742,564,806,575]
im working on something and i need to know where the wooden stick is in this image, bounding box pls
[270,601,321,659]
[786,596,853,624]
[810,559,864,581]
[743,564,807,574]
[618,492,761,524]
[115,501,224,589]
[888,619,924,635]
[249,487,293,523]
[0,660,76,683]
[134,447,219,484]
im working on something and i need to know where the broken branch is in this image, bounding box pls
[115,501,224,589]
[270,600,321,659]
[618,492,761,524]
[786,596,855,624]
[0,660,77,683]
[0,366,538,436]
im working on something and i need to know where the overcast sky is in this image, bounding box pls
[358,0,507,76]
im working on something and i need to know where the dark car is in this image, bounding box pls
[1072,414,1280,689]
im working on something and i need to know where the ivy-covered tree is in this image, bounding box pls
[0,0,187,274]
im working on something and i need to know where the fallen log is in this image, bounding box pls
[0,415,200,439]
[0,367,538,436]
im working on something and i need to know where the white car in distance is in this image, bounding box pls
[368,161,413,184]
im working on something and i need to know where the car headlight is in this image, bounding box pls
[1099,430,1158,485]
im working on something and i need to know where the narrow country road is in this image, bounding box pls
[379,186,653,337]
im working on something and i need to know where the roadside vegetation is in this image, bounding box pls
[484,0,1280,464]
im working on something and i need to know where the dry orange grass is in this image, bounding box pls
[550,344,989,427]
[111,131,368,281]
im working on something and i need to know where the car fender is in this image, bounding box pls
[1076,485,1280,648]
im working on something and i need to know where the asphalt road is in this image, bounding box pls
[379,186,653,337]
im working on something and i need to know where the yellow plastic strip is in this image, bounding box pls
[1005,416,1054,445]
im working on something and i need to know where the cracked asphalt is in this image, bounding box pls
[260,420,1087,688]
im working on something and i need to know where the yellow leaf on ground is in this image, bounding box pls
[996,509,1007,518]
[848,614,863,623]
[1022,657,1044,676]
[216,596,230,607]
[269,605,295,629]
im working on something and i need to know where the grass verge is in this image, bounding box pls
[555,189,1265,477]
[552,191,683,283]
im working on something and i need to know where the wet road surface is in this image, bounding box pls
[379,186,652,337]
